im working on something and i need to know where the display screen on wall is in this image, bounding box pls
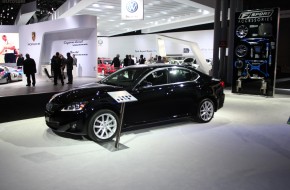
[0,33,19,64]
[232,8,280,96]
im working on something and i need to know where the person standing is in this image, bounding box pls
[72,54,77,66]
[51,52,64,85]
[123,55,129,67]
[156,55,164,63]
[23,54,36,87]
[66,52,73,84]
[139,55,145,64]
[16,53,24,68]
[112,54,121,70]
[128,55,135,66]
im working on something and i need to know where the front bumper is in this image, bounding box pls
[45,111,87,135]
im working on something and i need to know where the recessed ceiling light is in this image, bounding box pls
[120,23,125,25]
[145,15,151,18]
[105,5,114,9]
[203,10,209,14]
[86,8,102,12]
[108,19,115,21]
[92,4,100,7]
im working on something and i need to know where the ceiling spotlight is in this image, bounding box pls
[92,4,100,7]
[105,5,114,9]
[203,10,209,14]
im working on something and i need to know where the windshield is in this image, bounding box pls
[100,67,147,88]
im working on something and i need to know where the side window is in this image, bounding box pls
[143,69,168,86]
[169,68,196,83]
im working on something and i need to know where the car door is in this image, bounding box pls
[124,68,172,125]
[166,67,200,117]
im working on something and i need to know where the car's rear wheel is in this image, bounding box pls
[88,109,120,143]
[194,98,214,123]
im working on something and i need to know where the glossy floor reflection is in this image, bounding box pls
[0,91,290,190]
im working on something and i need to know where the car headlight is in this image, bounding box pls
[61,102,87,111]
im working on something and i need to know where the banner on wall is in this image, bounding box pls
[121,0,144,20]
[0,33,19,64]
[232,8,280,96]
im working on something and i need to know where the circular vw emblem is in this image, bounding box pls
[98,39,103,45]
[126,0,138,13]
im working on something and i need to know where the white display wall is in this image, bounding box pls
[97,30,214,61]
[19,15,97,77]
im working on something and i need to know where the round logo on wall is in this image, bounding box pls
[126,0,138,13]
[32,32,36,41]
[98,39,103,46]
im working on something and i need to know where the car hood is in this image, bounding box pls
[50,82,123,104]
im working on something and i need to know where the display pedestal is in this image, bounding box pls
[107,91,137,148]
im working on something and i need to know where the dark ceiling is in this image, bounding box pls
[0,0,66,25]
[0,0,290,26]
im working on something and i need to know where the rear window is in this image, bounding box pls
[169,68,198,83]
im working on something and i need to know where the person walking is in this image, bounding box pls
[66,52,73,84]
[51,52,64,85]
[23,53,36,87]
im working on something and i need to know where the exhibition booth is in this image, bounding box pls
[1,15,97,79]
[1,8,289,97]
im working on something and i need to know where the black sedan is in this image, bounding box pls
[45,64,225,143]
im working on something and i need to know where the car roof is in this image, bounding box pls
[128,64,185,69]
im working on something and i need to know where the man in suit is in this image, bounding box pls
[66,52,73,84]
[23,54,37,86]
[51,52,64,85]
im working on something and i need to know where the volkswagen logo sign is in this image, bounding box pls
[126,0,138,13]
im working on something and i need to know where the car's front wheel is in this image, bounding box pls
[88,109,120,143]
[194,98,214,123]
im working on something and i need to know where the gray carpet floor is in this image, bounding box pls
[0,91,290,190]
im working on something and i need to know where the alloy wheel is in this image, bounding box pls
[93,113,117,140]
[199,100,214,122]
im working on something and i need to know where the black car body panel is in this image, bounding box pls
[45,64,225,138]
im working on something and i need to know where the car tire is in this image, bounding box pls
[88,109,120,143]
[194,98,214,123]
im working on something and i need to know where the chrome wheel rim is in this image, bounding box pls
[236,44,248,57]
[200,101,214,121]
[236,25,248,38]
[93,113,117,140]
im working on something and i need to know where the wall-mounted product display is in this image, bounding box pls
[232,8,280,96]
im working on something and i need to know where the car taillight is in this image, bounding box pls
[220,81,225,88]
